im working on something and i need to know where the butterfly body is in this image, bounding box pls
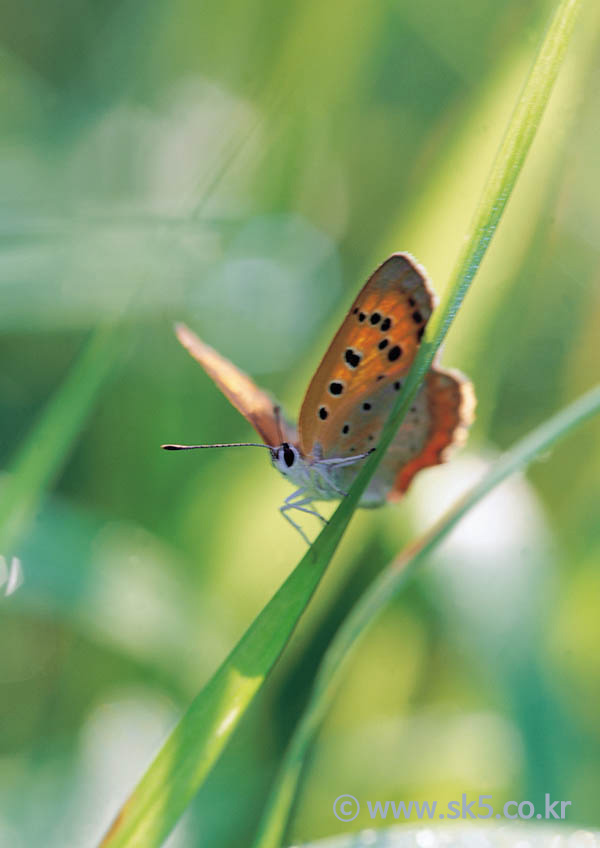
[271,442,373,502]
[164,253,475,542]
[271,445,342,502]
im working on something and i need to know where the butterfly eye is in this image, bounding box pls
[283,444,296,468]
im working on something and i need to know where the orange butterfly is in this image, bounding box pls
[163,254,475,542]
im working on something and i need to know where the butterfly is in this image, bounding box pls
[163,253,475,543]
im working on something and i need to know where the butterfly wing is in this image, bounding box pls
[297,253,475,499]
[365,366,475,503]
[298,253,436,459]
[174,322,295,446]
[309,363,475,503]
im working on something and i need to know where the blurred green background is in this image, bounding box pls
[1,0,599,845]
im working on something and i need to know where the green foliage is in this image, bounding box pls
[0,327,121,553]
[0,0,598,847]
[96,1,585,845]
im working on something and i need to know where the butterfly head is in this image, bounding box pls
[270,442,300,475]
[270,441,323,494]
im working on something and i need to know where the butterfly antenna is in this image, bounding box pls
[273,405,284,445]
[161,442,273,451]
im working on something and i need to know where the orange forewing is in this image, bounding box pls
[174,323,295,447]
[298,253,435,459]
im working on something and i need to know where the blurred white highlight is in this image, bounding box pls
[0,555,23,597]
[77,689,187,848]
[407,452,555,636]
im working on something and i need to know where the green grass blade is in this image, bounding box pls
[98,1,581,845]
[254,382,600,848]
[0,326,120,555]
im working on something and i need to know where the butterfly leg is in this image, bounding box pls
[308,503,328,524]
[324,475,347,498]
[279,491,328,544]
[283,487,307,505]
[314,451,373,499]
[286,497,328,525]
[314,467,347,498]
[320,451,373,468]
[283,489,328,523]
[279,502,313,545]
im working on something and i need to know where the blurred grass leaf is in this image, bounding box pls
[99,0,582,845]
[0,326,120,555]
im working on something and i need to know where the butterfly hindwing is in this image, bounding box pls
[388,366,475,498]
[298,253,435,460]
[174,322,295,446]
[325,365,475,503]
[371,366,475,502]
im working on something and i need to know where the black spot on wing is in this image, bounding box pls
[344,348,361,368]
[378,339,388,350]
[412,310,423,324]
[329,381,343,395]
[380,317,391,332]
[388,345,402,362]
[370,312,381,325]
[318,406,328,420]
